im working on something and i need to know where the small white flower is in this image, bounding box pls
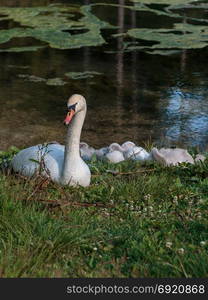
[166,241,172,248]
[178,248,185,255]
[129,205,134,211]
[198,199,204,204]
[200,241,206,247]
[144,194,151,200]
[197,212,202,219]
[93,247,98,251]
[173,196,178,204]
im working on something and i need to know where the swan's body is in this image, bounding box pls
[105,150,125,163]
[124,146,151,161]
[104,143,124,163]
[95,147,109,160]
[11,94,91,187]
[151,147,194,166]
[80,142,95,161]
[121,141,135,152]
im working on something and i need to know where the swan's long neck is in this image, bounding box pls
[60,108,86,184]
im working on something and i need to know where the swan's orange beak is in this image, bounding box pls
[64,109,75,125]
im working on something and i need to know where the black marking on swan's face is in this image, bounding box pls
[67,102,78,112]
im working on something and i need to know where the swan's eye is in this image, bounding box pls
[67,102,77,112]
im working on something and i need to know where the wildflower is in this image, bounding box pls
[166,241,172,248]
[129,205,134,211]
[197,212,202,219]
[173,196,178,204]
[93,247,98,251]
[188,200,193,206]
[144,194,151,201]
[178,248,185,255]
[198,199,204,204]
[200,241,206,247]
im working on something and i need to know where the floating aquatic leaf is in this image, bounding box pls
[146,49,182,55]
[117,23,208,53]
[0,45,45,52]
[17,74,67,86]
[17,74,46,82]
[128,0,208,22]
[0,4,115,51]
[65,71,102,80]
[46,78,67,86]
[130,0,201,4]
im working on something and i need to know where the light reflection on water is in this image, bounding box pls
[161,87,208,148]
[0,0,208,151]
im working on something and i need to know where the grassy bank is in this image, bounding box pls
[0,148,208,277]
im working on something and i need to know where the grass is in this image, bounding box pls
[0,147,208,277]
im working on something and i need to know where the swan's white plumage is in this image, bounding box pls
[11,94,91,187]
[121,141,135,152]
[124,146,151,161]
[12,144,64,182]
[80,142,95,161]
[105,150,125,163]
[151,147,194,166]
[95,147,109,160]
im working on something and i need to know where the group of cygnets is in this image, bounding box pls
[80,141,206,166]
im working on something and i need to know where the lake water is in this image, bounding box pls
[0,0,208,151]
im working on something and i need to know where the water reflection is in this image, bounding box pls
[161,86,208,148]
[0,0,208,150]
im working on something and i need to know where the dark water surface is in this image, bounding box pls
[1,0,208,151]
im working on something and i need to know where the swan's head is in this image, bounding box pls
[64,94,86,125]
[109,143,123,152]
[121,141,135,151]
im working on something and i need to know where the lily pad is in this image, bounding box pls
[117,23,208,52]
[17,74,46,82]
[46,78,67,86]
[0,4,115,51]
[130,0,201,4]
[65,71,102,80]
[17,74,67,86]
[0,45,45,52]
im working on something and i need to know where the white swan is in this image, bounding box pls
[80,142,95,161]
[95,146,109,160]
[105,143,125,163]
[151,147,194,166]
[121,141,135,152]
[11,94,91,187]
